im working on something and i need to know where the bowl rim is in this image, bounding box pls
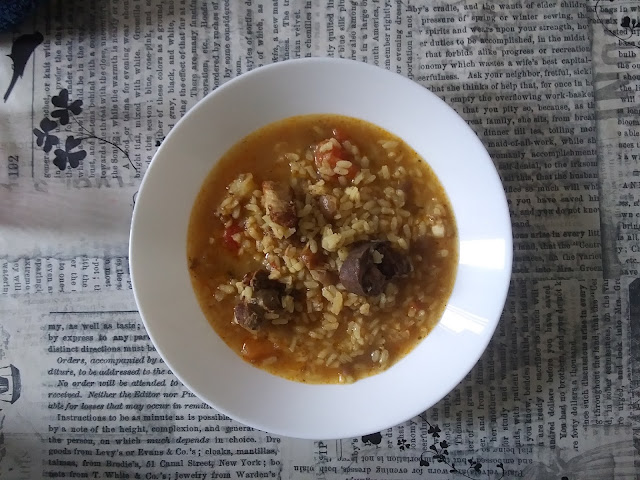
[129,57,513,439]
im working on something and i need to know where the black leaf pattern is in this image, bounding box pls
[53,136,87,170]
[51,88,69,108]
[33,87,136,172]
[396,438,409,451]
[595,0,640,48]
[417,415,505,479]
[51,88,83,125]
[33,118,59,152]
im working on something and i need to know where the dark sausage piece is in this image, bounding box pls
[234,302,266,332]
[375,242,412,278]
[338,242,386,296]
[339,241,412,296]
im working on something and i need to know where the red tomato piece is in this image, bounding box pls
[241,337,278,363]
[222,222,243,253]
[331,128,348,143]
[314,140,359,180]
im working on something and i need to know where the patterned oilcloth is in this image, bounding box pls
[0,0,39,33]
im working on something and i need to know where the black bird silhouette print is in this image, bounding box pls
[361,432,382,445]
[3,31,43,102]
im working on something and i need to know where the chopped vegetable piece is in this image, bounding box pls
[331,128,348,143]
[241,337,278,362]
[222,223,243,253]
[314,139,359,180]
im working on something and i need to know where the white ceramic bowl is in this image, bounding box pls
[129,58,512,440]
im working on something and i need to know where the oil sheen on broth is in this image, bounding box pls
[187,114,458,384]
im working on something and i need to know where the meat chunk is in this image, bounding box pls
[243,270,284,292]
[301,245,334,285]
[233,302,266,333]
[339,241,412,296]
[310,268,338,286]
[262,181,297,228]
[240,270,285,315]
[317,194,338,220]
[300,245,327,270]
[254,289,282,312]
